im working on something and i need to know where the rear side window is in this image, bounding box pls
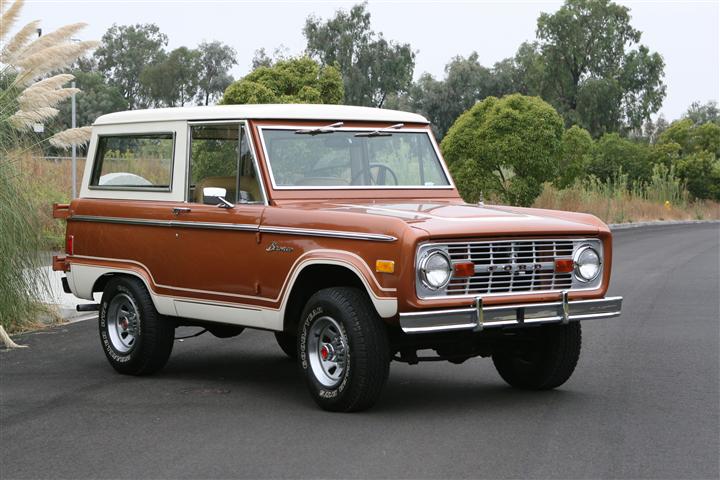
[90,133,175,189]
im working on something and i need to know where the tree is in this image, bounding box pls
[491,42,546,98]
[140,47,200,107]
[196,41,237,106]
[659,119,720,157]
[683,101,720,126]
[588,133,652,183]
[676,151,720,201]
[54,70,127,129]
[399,53,494,140]
[221,56,343,105]
[94,23,168,109]
[556,125,594,188]
[441,94,564,206]
[657,118,720,200]
[536,0,666,136]
[304,3,414,107]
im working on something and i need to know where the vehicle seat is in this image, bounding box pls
[194,176,260,203]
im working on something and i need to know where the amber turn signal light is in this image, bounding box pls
[375,260,395,273]
[453,262,475,277]
[554,258,574,273]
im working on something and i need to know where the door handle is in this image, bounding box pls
[172,207,191,215]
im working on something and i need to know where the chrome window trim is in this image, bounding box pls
[415,237,604,300]
[88,131,176,192]
[68,215,397,242]
[256,125,457,191]
[184,121,269,206]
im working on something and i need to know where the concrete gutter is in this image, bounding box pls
[609,219,720,230]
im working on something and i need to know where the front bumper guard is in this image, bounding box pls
[399,295,622,334]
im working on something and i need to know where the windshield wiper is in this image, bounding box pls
[354,123,404,138]
[295,122,344,135]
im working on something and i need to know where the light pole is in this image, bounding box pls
[71,80,77,199]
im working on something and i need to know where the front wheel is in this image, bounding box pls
[492,323,582,390]
[298,287,390,412]
[99,276,174,375]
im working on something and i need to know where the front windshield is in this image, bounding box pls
[261,128,451,188]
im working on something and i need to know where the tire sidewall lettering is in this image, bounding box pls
[300,304,351,398]
[100,284,141,363]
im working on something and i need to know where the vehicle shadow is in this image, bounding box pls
[156,347,588,413]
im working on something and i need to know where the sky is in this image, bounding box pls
[10,0,720,121]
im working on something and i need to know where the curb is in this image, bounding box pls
[609,219,720,230]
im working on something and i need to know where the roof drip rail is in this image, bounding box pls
[295,122,344,135]
[354,123,404,137]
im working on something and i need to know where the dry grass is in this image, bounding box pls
[16,154,84,248]
[534,183,720,224]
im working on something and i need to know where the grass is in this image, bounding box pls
[534,171,720,224]
[0,153,63,333]
[19,154,83,248]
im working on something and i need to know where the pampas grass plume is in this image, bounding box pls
[0,0,24,42]
[0,19,40,64]
[49,126,92,149]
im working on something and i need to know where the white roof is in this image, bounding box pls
[94,104,429,126]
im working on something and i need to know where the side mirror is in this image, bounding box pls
[202,187,234,208]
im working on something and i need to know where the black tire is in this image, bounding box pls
[492,323,582,390]
[298,287,390,412]
[274,332,297,359]
[98,276,174,375]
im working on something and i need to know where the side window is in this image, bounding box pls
[90,133,174,189]
[188,124,263,204]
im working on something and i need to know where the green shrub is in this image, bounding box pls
[222,56,343,105]
[441,94,564,206]
[677,151,720,201]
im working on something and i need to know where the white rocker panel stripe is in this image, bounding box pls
[67,260,398,331]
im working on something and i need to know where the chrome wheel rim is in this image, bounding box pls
[307,316,348,388]
[106,293,139,354]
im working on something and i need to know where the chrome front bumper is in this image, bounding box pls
[399,295,623,334]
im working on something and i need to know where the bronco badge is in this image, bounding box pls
[266,241,293,253]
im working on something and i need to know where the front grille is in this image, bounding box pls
[445,239,574,296]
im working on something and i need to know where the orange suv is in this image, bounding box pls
[53,104,622,411]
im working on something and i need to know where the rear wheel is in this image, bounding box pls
[298,287,390,412]
[492,323,581,390]
[99,276,174,375]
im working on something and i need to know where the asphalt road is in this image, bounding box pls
[1,224,718,479]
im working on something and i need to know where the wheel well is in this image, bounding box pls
[282,264,370,335]
[92,272,148,295]
[92,273,116,294]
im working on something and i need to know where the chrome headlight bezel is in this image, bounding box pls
[418,249,452,291]
[573,244,602,283]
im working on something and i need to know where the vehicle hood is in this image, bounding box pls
[275,201,607,239]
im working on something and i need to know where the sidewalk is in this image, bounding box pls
[40,267,99,322]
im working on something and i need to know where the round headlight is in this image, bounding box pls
[420,250,452,289]
[574,246,601,282]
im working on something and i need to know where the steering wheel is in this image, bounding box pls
[351,163,399,186]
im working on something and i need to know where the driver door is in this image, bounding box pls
[167,122,266,306]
